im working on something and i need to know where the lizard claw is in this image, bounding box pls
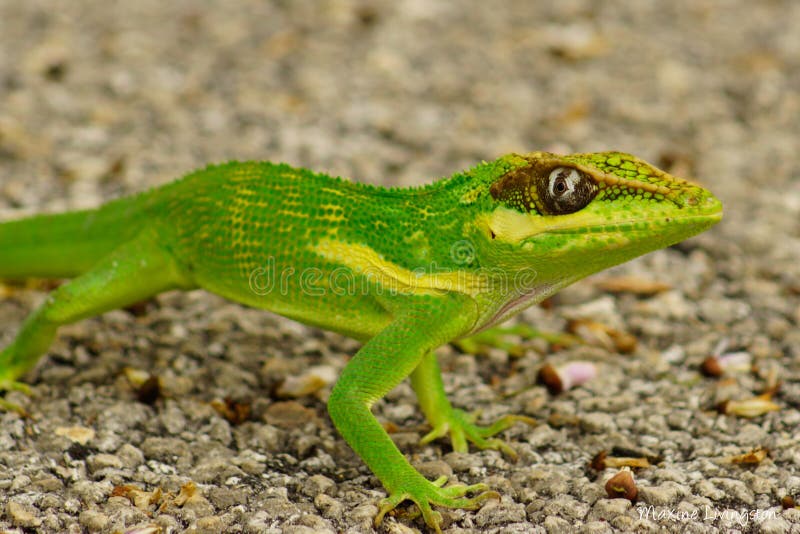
[421,409,536,460]
[375,475,499,533]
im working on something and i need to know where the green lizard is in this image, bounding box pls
[0,151,721,531]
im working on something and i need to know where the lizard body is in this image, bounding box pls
[0,151,721,531]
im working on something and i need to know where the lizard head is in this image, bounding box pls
[480,151,722,245]
[463,151,722,324]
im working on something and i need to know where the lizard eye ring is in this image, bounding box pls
[540,166,597,215]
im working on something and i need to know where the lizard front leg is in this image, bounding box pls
[327,294,497,533]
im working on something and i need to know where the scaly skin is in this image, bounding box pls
[0,152,722,531]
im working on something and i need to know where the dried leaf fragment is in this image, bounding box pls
[591,450,652,470]
[718,394,780,418]
[211,397,252,425]
[123,367,152,388]
[716,447,769,465]
[112,485,163,511]
[276,365,337,398]
[54,425,95,445]
[173,482,197,507]
[596,275,672,295]
[547,412,580,428]
[568,319,637,353]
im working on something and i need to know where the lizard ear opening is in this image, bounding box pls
[490,163,597,216]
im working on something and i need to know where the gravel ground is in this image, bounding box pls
[1,1,799,533]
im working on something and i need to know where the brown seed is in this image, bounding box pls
[538,363,564,394]
[605,470,638,502]
[701,356,724,377]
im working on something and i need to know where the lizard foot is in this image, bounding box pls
[0,380,31,416]
[375,475,499,533]
[0,348,33,416]
[421,408,536,459]
[455,324,580,356]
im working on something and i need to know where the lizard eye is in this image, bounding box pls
[540,166,597,214]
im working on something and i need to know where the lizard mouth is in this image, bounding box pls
[544,210,723,236]
[542,193,723,235]
[484,199,722,244]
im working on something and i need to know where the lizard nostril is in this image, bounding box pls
[682,188,713,209]
[681,188,723,216]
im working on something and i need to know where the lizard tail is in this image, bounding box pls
[0,193,152,280]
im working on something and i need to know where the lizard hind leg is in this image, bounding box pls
[410,351,536,458]
[0,230,195,410]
